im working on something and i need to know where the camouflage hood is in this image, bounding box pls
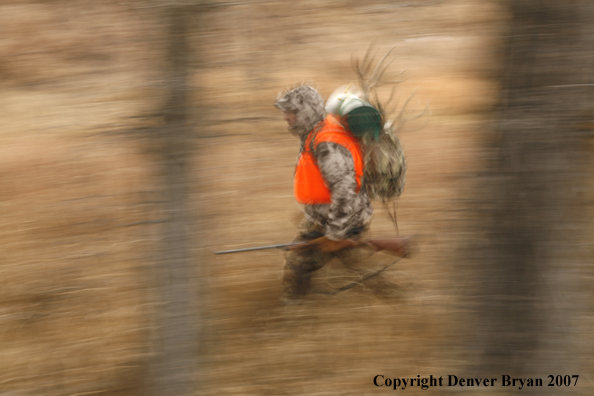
[275,85,326,136]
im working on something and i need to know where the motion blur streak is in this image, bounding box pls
[1,1,593,395]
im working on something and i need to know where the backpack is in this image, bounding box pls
[326,88,407,202]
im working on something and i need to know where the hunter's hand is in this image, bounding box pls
[300,236,360,253]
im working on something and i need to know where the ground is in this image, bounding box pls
[1,1,592,395]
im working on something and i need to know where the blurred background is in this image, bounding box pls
[1,0,593,395]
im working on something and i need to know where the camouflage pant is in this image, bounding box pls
[281,219,371,299]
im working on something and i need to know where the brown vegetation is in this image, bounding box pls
[1,1,592,395]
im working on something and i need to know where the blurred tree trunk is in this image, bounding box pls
[474,0,594,375]
[145,3,200,395]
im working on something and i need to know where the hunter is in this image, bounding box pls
[275,85,373,300]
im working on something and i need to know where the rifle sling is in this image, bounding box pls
[312,252,408,295]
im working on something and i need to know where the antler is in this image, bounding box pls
[352,43,408,109]
[386,89,431,133]
[352,43,429,133]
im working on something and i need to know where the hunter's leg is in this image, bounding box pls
[281,218,328,300]
[281,247,327,299]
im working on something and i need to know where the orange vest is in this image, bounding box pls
[294,115,364,205]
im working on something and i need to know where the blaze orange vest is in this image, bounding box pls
[294,115,364,205]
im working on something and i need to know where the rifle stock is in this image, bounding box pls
[364,237,410,257]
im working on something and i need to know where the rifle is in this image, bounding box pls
[215,236,411,257]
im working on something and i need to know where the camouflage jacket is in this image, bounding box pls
[300,138,373,241]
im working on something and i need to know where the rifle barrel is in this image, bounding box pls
[214,242,305,255]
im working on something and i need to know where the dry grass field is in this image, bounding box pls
[1,1,593,395]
